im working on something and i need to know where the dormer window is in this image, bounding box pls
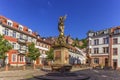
[114,29,120,34]
[28,29,32,34]
[18,25,23,31]
[7,20,13,27]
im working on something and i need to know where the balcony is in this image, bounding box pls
[20,46,27,51]
[18,50,26,54]
[18,38,26,44]
[35,45,49,51]
[90,53,109,56]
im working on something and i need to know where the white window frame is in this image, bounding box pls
[13,43,16,49]
[28,37,32,42]
[5,28,9,36]
[9,30,13,37]
[13,31,16,38]
[12,54,17,62]
[19,55,24,62]
[16,33,20,38]
[20,33,23,39]
[28,29,32,34]
[7,20,13,27]
[18,25,23,31]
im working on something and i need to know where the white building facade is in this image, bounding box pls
[87,27,120,70]
[0,15,51,66]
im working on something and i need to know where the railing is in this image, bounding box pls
[35,45,48,51]
[90,53,109,56]
[20,46,27,51]
[18,38,26,44]
[18,50,26,54]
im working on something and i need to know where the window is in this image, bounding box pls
[94,39,99,45]
[28,37,32,42]
[114,29,120,34]
[103,37,109,44]
[33,39,36,43]
[2,28,5,34]
[12,31,16,38]
[103,47,109,53]
[28,29,32,34]
[12,43,16,49]
[17,44,20,50]
[19,27,23,31]
[19,56,24,62]
[7,20,13,26]
[113,38,118,44]
[25,36,28,40]
[94,48,99,54]
[9,30,13,36]
[18,25,23,31]
[7,22,12,26]
[23,35,27,40]
[89,40,92,45]
[5,28,9,35]
[12,54,17,62]
[94,58,99,64]
[20,33,23,39]
[113,48,118,55]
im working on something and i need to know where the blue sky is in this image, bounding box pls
[0,0,120,39]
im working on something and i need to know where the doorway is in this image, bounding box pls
[105,58,108,67]
[113,59,117,70]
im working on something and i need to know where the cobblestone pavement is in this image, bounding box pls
[0,67,120,80]
[0,69,46,80]
[75,69,120,80]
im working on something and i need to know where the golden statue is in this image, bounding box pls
[55,15,67,46]
[58,15,66,36]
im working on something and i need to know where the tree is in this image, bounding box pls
[46,48,54,61]
[79,39,87,49]
[0,35,12,61]
[27,42,40,69]
[72,37,87,49]
[46,48,54,66]
[72,37,79,47]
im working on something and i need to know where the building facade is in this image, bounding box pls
[87,27,120,69]
[0,16,50,66]
[35,36,51,65]
[68,46,86,65]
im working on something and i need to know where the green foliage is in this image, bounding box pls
[72,38,87,49]
[0,35,12,59]
[79,39,87,49]
[72,37,79,47]
[27,42,40,61]
[46,48,54,61]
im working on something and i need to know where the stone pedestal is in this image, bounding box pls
[54,46,69,65]
[51,45,72,72]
